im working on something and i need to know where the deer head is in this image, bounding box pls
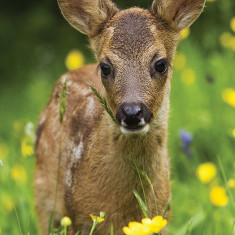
[58,0,205,135]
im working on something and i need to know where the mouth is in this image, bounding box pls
[120,124,150,135]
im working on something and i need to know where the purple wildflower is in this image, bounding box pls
[179,129,193,157]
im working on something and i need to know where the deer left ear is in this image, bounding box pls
[151,0,205,31]
[58,0,119,36]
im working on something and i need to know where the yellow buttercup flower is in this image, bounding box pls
[210,186,228,207]
[181,28,190,40]
[142,216,167,234]
[90,213,105,223]
[219,32,232,48]
[123,216,167,235]
[181,68,195,85]
[11,165,27,183]
[222,88,235,107]
[196,162,217,184]
[21,135,34,157]
[123,222,150,235]
[0,143,9,159]
[61,216,72,227]
[228,179,235,189]
[230,17,235,33]
[65,50,84,71]
[174,53,186,71]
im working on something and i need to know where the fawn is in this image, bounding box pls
[35,0,205,234]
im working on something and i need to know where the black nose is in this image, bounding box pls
[116,103,152,129]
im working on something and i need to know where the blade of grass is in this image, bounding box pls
[133,189,148,218]
[140,170,158,215]
[59,79,67,124]
[134,162,148,214]
[162,199,170,218]
[217,155,235,209]
[89,85,118,124]
[26,215,32,235]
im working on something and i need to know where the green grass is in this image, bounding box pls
[0,38,235,234]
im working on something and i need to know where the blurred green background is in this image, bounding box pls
[0,0,235,234]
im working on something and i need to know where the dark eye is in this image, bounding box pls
[154,59,168,74]
[100,63,111,77]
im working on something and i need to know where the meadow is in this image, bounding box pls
[0,0,235,234]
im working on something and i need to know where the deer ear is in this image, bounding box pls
[151,0,205,31]
[58,0,118,36]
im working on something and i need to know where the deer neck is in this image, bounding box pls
[91,107,169,176]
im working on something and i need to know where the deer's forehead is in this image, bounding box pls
[104,9,167,61]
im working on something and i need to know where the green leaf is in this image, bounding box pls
[133,189,148,218]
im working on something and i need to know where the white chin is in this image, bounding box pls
[120,124,150,135]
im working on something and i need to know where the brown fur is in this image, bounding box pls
[35,0,205,234]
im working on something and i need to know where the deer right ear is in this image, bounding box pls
[151,0,205,31]
[58,0,119,36]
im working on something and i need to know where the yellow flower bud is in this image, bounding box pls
[61,216,72,227]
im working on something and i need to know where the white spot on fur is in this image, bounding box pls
[66,141,83,188]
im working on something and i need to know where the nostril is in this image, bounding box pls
[122,105,143,127]
[116,103,152,128]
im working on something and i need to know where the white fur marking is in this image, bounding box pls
[120,124,150,135]
[66,141,84,188]
[86,97,95,115]
[72,142,83,161]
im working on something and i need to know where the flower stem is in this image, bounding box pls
[89,221,97,235]
[64,226,67,235]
